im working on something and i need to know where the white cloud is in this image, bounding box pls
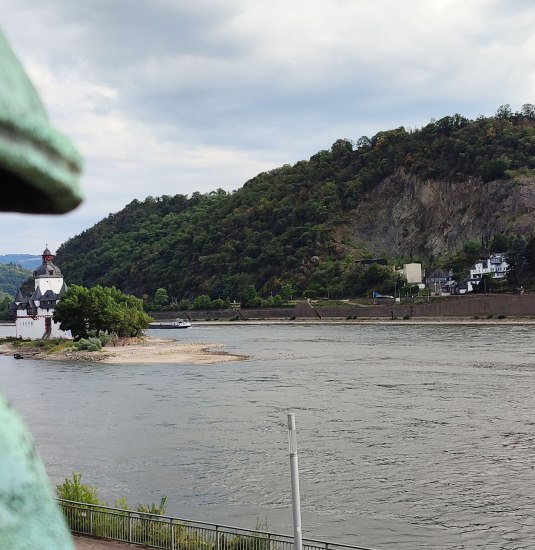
[1,0,535,253]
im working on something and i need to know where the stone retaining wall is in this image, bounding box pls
[150,295,535,321]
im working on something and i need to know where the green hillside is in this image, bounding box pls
[0,263,32,298]
[56,106,535,301]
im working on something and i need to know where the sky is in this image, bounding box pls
[1,0,535,254]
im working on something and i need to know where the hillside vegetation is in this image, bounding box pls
[56,105,535,301]
[0,263,32,298]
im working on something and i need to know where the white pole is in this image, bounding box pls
[287,413,303,550]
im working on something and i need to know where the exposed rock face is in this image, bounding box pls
[345,171,535,259]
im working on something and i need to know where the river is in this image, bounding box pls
[0,323,534,549]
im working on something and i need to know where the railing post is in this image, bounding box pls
[170,518,175,550]
[128,511,133,543]
[89,508,93,535]
[216,525,221,550]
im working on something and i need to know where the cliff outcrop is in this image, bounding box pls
[345,171,535,258]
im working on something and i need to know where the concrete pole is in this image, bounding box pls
[287,413,303,550]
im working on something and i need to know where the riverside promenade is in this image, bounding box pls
[74,536,140,549]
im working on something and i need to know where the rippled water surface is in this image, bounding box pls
[1,323,535,549]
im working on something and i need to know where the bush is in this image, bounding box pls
[73,337,103,352]
[57,473,100,504]
[73,331,115,352]
[95,331,113,346]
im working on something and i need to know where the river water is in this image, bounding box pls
[1,323,534,549]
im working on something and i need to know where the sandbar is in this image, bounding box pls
[0,336,248,365]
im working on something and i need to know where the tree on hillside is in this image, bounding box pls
[506,236,529,285]
[241,285,260,307]
[55,107,535,300]
[53,284,151,339]
[490,234,510,253]
[0,263,32,297]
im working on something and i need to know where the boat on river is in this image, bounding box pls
[150,318,191,329]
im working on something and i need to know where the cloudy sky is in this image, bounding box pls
[1,0,535,254]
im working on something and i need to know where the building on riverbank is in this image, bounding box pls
[9,247,71,339]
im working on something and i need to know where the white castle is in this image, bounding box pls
[10,248,72,339]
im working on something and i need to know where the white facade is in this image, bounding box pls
[403,263,423,284]
[12,248,72,340]
[469,253,509,280]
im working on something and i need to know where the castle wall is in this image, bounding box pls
[15,315,71,339]
[35,276,64,294]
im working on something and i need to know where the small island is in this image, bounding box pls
[0,336,248,364]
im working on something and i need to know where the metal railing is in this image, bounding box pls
[57,499,377,550]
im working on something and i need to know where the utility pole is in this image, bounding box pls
[287,413,303,550]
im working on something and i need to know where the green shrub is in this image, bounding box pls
[57,472,271,550]
[73,337,102,352]
[57,473,100,504]
[136,495,167,516]
[92,330,113,346]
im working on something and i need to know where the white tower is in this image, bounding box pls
[12,248,71,339]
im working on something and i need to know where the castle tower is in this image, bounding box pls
[11,247,71,339]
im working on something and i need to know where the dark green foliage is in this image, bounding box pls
[53,284,151,339]
[57,473,167,514]
[507,235,529,285]
[0,263,31,297]
[55,108,535,300]
[240,285,260,307]
[57,474,269,550]
[57,473,100,505]
[0,295,11,320]
[152,288,170,308]
[473,274,493,293]
[490,234,510,253]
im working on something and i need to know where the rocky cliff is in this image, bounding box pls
[345,171,535,259]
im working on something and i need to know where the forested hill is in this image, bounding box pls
[56,105,535,300]
[0,263,31,298]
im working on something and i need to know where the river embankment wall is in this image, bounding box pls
[150,294,535,321]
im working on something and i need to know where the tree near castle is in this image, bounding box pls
[53,284,151,339]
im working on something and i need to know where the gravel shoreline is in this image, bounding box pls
[0,336,248,364]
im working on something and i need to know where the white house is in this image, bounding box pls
[10,248,72,339]
[469,253,509,280]
[402,263,423,284]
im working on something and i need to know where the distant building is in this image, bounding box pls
[425,268,454,294]
[469,253,509,280]
[452,280,476,295]
[9,248,71,339]
[402,263,423,284]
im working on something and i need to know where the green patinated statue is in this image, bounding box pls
[0,29,83,548]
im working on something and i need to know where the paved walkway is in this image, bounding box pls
[74,535,143,549]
